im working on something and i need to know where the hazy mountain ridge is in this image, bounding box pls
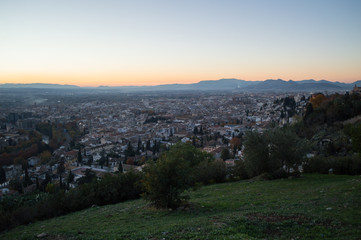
[1,79,360,92]
[0,83,79,89]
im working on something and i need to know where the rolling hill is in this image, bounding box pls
[1,174,360,240]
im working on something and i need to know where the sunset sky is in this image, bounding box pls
[1,0,360,87]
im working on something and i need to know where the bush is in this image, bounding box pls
[303,155,361,175]
[243,131,271,177]
[0,171,144,232]
[243,128,309,178]
[142,143,213,209]
[195,159,227,185]
[230,160,249,180]
[64,170,143,213]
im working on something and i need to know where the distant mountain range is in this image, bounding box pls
[1,79,361,92]
[0,83,79,89]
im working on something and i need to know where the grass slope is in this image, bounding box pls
[1,174,361,240]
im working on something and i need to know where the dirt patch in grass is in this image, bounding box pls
[209,216,227,228]
[39,235,72,240]
[247,212,311,224]
[246,212,333,226]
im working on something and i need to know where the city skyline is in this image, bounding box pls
[1,0,361,87]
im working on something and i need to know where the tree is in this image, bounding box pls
[193,126,198,135]
[231,160,249,180]
[77,169,97,185]
[9,178,23,193]
[99,156,105,169]
[304,102,313,119]
[152,141,158,155]
[67,171,74,187]
[221,148,230,160]
[126,142,135,157]
[23,168,33,187]
[40,151,52,164]
[194,159,226,184]
[267,127,309,173]
[41,173,51,192]
[344,123,361,153]
[230,137,241,156]
[169,128,173,137]
[137,138,142,154]
[310,93,327,109]
[14,156,27,170]
[0,167,6,184]
[36,176,39,189]
[105,155,109,167]
[146,140,151,151]
[77,148,83,166]
[142,143,212,209]
[243,131,270,177]
[57,159,65,188]
[222,136,229,144]
[283,96,296,117]
[87,155,93,166]
[118,161,123,173]
[126,157,134,165]
[230,137,241,150]
[243,128,309,178]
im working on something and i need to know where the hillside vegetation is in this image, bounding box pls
[1,174,360,240]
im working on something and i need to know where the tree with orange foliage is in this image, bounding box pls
[230,137,241,149]
[14,156,27,169]
[126,157,135,165]
[230,137,241,156]
[310,93,327,109]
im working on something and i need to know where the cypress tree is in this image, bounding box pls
[0,167,6,184]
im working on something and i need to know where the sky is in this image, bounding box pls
[0,0,360,87]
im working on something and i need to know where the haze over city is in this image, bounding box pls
[1,0,361,87]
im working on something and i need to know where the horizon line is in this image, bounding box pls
[1,78,361,88]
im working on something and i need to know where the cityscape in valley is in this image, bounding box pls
[1,0,361,239]
[1,85,310,191]
[0,81,360,193]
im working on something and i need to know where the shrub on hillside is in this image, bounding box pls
[64,170,143,212]
[0,171,143,232]
[303,155,361,175]
[194,159,227,185]
[243,127,309,178]
[230,160,249,180]
[142,143,213,209]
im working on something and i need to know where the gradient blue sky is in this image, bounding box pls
[0,0,360,86]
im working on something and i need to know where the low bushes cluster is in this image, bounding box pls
[230,160,249,180]
[230,160,292,181]
[194,159,227,185]
[303,155,361,175]
[0,170,143,231]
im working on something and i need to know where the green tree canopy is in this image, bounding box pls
[221,148,230,160]
[243,131,270,177]
[77,169,97,185]
[142,143,213,209]
[243,127,310,178]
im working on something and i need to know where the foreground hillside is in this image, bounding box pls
[1,174,361,240]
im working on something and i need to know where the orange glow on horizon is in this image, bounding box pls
[0,72,359,87]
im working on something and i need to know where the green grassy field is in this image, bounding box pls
[1,174,361,240]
